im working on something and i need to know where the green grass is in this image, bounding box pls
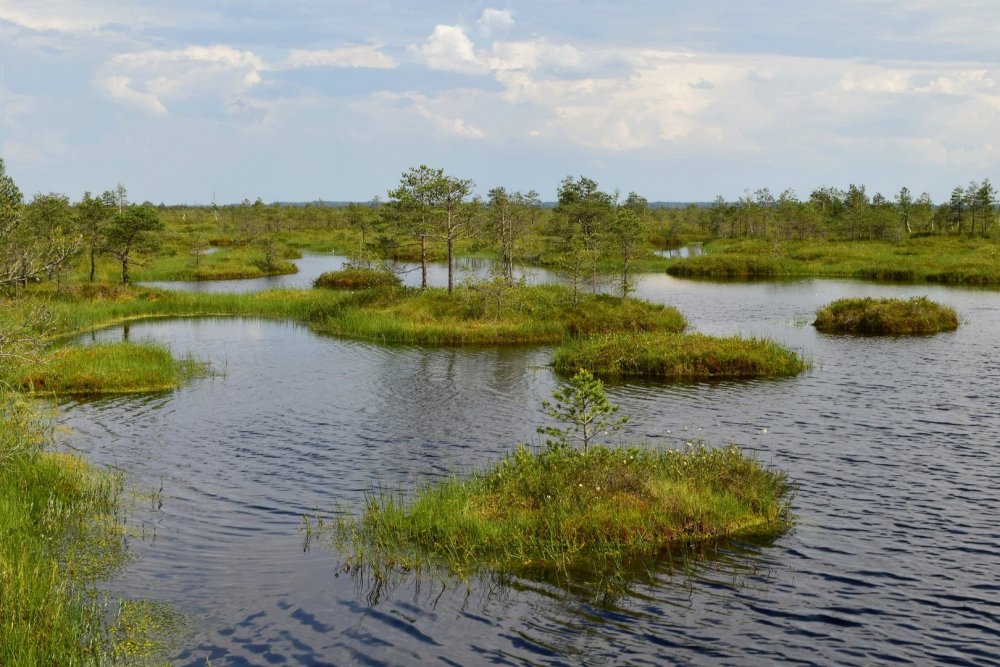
[314,267,403,290]
[0,394,176,664]
[553,332,808,379]
[19,342,206,395]
[665,237,1000,284]
[309,284,687,345]
[133,246,298,282]
[332,442,792,577]
[813,296,960,335]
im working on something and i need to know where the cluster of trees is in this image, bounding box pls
[703,179,997,241]
[4,153,1000,295]
[0,159,163,287]
[358,166,648,297]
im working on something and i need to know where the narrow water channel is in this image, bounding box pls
[59,256,1000,665]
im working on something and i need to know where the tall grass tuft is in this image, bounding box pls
[813,296,959,335]
[553,332,808,379]
[0,393,176,664]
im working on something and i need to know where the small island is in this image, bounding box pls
[813,296,959,335]
[553,331,807,380]
[332,370,793,578]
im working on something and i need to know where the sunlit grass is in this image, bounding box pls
[19,342,207,395]
[332,443,792,577]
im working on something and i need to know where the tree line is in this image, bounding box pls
[2,155,998,295]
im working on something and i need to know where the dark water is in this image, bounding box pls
[59,258,1000,665]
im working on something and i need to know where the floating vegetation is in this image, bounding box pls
[813,296,959,335]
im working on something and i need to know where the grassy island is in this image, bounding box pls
[813,296,959,335]
[334,442,791,576]
[332,370,792,580]
[311,284,687,345]
[314,267,403,290]
[553,332,807,380]
[20,342,205,395]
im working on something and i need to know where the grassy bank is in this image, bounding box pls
[5,282,685,347]
[665,237,1000,284]
[0,394,175,664]
[553,332,808,379]
[333,442,791,577]
[131,246,298,282]
[813,296,960,335]
[19,342,205,395]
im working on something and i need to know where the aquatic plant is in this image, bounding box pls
[553,331,808,379]
[813,296,959,335]
[0,393,176,664]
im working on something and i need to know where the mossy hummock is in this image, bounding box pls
[813,296,959,335]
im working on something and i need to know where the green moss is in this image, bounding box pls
[553,331,808,379]
[332,443,792,576]
[813,296,959,335]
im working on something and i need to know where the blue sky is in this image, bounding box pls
[2,1,999,204]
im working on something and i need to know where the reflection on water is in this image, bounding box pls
[57,267,1000,665]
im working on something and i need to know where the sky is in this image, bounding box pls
[2,1,1000,204]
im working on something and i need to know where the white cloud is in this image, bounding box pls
[280,46,397,70]
[408,25,489,75]
[101,74,168,115]
[99,45,266,116]
[477,8,515,36]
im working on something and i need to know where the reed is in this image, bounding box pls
[813,296,959,334]
[333,442,792,576]
[553,332,808,379]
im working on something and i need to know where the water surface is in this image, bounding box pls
[61,257,1000,665]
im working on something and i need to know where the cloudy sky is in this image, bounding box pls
[1,1,999,204]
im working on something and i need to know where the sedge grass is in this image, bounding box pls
[0,394,175,664]
[813,296,959,335]
[333,442,792,577]
[553,331,808,379]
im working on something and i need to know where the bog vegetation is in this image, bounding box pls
[0,152,991,657]
[813,297,960,335]
[331,370,793,581]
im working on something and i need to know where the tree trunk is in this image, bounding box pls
[121,255,130,285]
[447,234,454,294]
[420,235,427,289]
[89,246,96,282]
